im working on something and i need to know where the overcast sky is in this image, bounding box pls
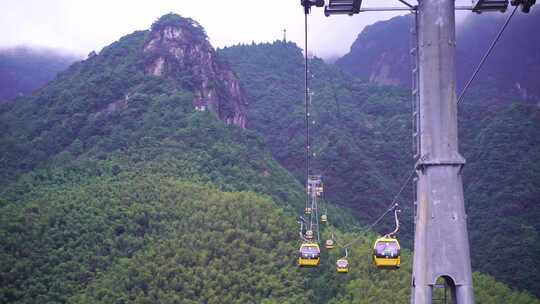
[0,0,422,59]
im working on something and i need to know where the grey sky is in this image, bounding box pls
[0,1,474,59]
[0,0,411,59]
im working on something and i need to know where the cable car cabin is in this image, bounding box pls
[372,236,401,269]
[305,207,312,214]
[298,243,321,267]
[305,230,314,240]
[325,239,335,249]
[321,214,328,223]
[336,258,349,273]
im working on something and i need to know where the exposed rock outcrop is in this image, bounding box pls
[143,14,247,128]
[337,12,540,104]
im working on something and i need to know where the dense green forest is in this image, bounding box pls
[1,14,539,303]
[219,41,540,296]
[3,167,536,303]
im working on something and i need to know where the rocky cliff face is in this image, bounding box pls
[336,15,410,87]
[337,11,540,104]
[143,14,247,128]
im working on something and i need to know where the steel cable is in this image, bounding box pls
[457,5,519,105]
[330,169,415,249]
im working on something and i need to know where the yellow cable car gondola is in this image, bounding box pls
[372,236,401,269]
[336,258,349,273]
[373,206,401,269]
[336,248,349,273]
[325,238,335,249]
[298,243,321,267]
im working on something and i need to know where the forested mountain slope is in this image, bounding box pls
[0,14,305,303]
[0,13,537,303]
[3,170,535,303]
[220,41,540,296]
[0,13,249,189]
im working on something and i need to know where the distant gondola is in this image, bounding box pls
[325,238,335,249]
[321,214,328,223]
[336,258,349,273]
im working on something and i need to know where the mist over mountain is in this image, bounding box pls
[0,47,79,101]
[336,9,540,104]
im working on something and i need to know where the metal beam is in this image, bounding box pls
[359,6,414,11]
[327,5,474,11]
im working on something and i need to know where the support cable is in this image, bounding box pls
[457,5,518,105]
[367,170,414,231]
[333,169,415,249]
[386,207,401,237]
[397,0,416,9]
[298,219,308,242]
[304,11,311,223]
[303,9,321,244]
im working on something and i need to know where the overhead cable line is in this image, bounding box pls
[397,0,416,9]
[457,5,519,105]
[332,169,415,249]
[304,11,311,216]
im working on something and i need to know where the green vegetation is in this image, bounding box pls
[1,175,306,303]
[220,41,419,244]
[460,102,540,293]
[0,82,304,213]
[1,172,537,303]
[219,41,540,296]
[0,15,538,302]
[151,13,207,38]
[0,28,150,186]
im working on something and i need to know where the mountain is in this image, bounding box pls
[220,41,540,296]
[143,15,247,127]
[336,15,410,87]
[0,14,307,303]
[0,14,252,188]
[0,13,538,303]
[336,9,540,104]
[0,47,78,101]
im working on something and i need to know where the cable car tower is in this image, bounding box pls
[301,0,535,303]
[306,175,323,242]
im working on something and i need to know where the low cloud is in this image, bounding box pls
[2,0,488,61]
